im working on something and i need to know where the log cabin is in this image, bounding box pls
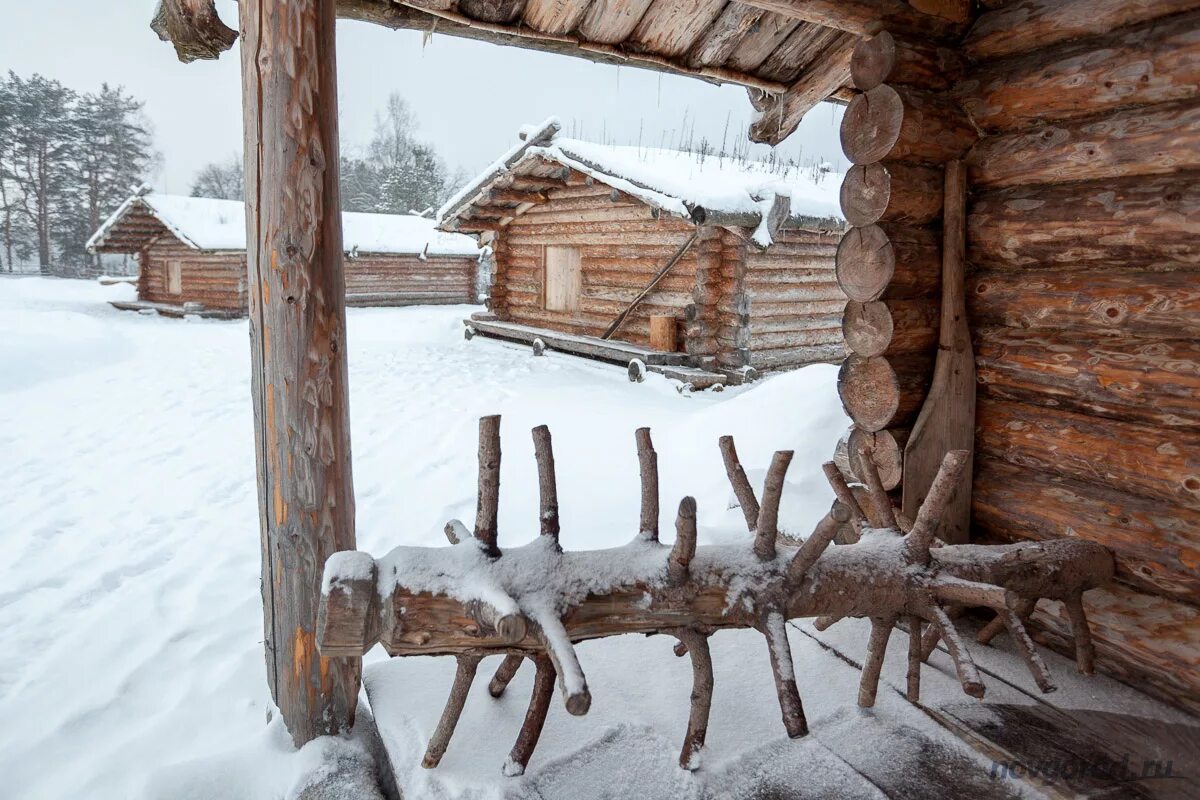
[153,0,1200,788]
[440,120,847,387]
[87,188,483,318]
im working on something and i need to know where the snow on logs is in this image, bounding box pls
[833,28,977,491]
[317,416,1114,775]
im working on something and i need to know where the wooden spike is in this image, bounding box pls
[788,512,841,581]
[534,617,591,716]
[855,444,898,529]
[475,415,502,557]
[719,435,760,531]
[488,654,525,698]
[531,425,560,542]
[931,576,1016,610]
[762,611,808,738]
[443,519,467,545]
[859,616,896,708]
[813,615,842,631]
[1065,592,1096,675]
[977,598,1035,645]
[927,604,985,698]
[906,615,923,702]
[673,628,714,770]
[422,654,482,769]
[904,449,970,565]
[1001,610,1056,694]
[821,461,867,528]
[669,496,698,584]
[755,450,794,560]
[920,618,942,662]
[636,427,659,541]
[503,655,555,777]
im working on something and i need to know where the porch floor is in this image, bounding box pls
[466,313,731,389]
[365,614,1199,799]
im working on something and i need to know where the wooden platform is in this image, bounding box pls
[109,300,242,320]
[466,314,732,389]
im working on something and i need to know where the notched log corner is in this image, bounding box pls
[151,0,238,63]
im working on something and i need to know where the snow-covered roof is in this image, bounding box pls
[438,118,844,247]
[88,190,482,258]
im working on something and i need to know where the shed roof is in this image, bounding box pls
[437,118,844,247]
[87,190,483,258]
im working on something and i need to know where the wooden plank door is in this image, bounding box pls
[544,245,581,312]
[167,260,183,295]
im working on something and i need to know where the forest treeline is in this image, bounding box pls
[0,73,465,274]
[192,93,467,218]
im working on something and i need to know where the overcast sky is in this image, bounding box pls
[4,0,848,194]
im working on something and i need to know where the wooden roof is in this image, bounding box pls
[155,0,971,145]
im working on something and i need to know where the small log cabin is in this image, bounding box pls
[87,188,483,318]
[438,120,847,386]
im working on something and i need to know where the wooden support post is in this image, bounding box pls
[240,0,358,746]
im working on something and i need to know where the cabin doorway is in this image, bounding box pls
[543,245,581,312]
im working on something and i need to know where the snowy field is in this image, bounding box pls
[0,277,850,798]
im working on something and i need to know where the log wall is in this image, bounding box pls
[487,172,844,373]
[343,254,476,305]
[140,239,247,312]
[960,1,1200,715]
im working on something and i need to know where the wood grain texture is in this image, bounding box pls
[967,99,1200,189]
[959,11,1200,134]
[850,29,964,92]
[965,0,1200,61]
[968,269,1200,339]
[973,327,1200,432]
[967,173,1200,271]
[240,0,359,746]
[840,161,944,228]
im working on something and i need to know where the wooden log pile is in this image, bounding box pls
[834,29,977,509]
[317,416,1113,776]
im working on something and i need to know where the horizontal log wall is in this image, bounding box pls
[141,239,246,312]
[962,0,1200,714]
[344,254,476,303]
[743,227,845,371]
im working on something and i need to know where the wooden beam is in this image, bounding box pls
[240,0,359,747]
[748,32,857,146]
[151,0,237,62]
[737,0,968,37]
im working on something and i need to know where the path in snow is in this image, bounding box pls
[0,277,849,799]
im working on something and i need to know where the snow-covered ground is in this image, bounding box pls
[0,277,851,798]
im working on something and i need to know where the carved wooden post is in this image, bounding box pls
[240,0,359,745]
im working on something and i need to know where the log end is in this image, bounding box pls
[835,225,896,303]
[840,85,904,165]
[317,552,380,657]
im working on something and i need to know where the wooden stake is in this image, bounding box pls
[669,497,698,584]
[636,427,659,542]
[977,598,1035,645]
[906,615,923,702]
[821,461,867,528]
[488,654,525,698]
[422,654,482,768]
[533,616,591,716]
[755,450,794,560]
[240,0,358,746]
[504,655,555,777]
[719,435,760,531]
[926,603,985,698]
[762,611,807,737]
[532,425,559,543]
[859,616,896,708]
[856,445,898,530]
[1066,593,1096,675]
[788,511,841,581]
[905,449,970,565]
[1001,610,1056,694]
[475,415,502,557]
[673,628,714,770]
